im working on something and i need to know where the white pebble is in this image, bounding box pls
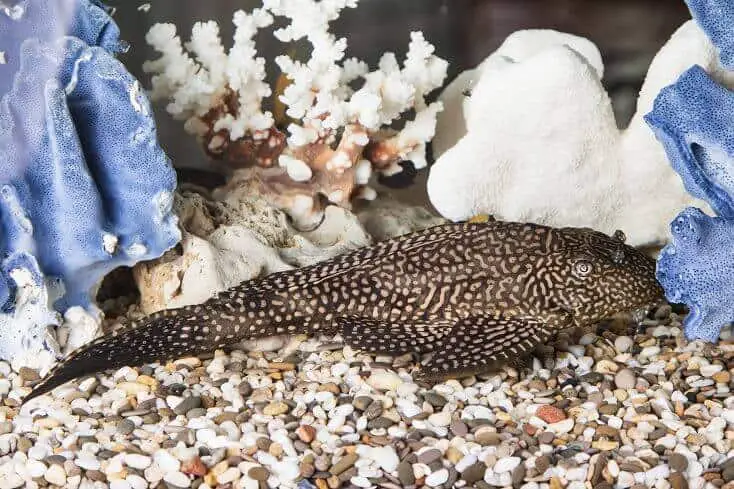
[370,446,399,472]
[75,454,101,471]
[154,450,181,473]
[350,475,372,488]
[456,454,477,472]
[367,371,402,391]
[607,459,620,477]
[547,418,574,435]
[127,474,148,489]
[494,456,521,473]
[217,467,240,484]
[124,453,151,470]
[428,411,451,427]
[700,364,723,377]
[28,444,50,460]
[163,471,190,488]
[614,336,634,353]
[110,481,131,489]
[331,363,349,377]
[44,464,67,486]
[425,468,449,487]
[27,460,47,478]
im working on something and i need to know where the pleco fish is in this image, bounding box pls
[23,220,664,402]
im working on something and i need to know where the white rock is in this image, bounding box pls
[27,460,47,478]
[350,475,372,488]
[425,468,449,487]
[700,364,723,377]
[126,474,148,489]
[462,405,494,420]
[607,459,620,478]
[124,454,152,470]
[217,467,240,484]
[547,418,574,435]
[367,371,402,391]
[135,192,370,314]
[28,444,51,461]
[428,22,734,246]
[428,411,451,427]
[44,464,67,486]
[272,459,300,482]
[614,336,634,353]
[368,446,400,473]
[494,456,521,473]
[110,481,131,489]
[154,449,181,473]
[456,454,478,473]
[74,454,101,471]
[617,471,636,489]
[163,470,190,488]
[396,400,421,418]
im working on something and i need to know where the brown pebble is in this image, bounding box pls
[538,431,554,445]
[327,475,341,489]
[256,437,272,451]
[670,472,689,489]
[461,462,486,483]
[330,453,358,475]
[669,453,689,473]
[86,470,107,482]
[248,466,270,481]
[300,462,315,478]
[398,460,415,486]
[535,456,550,474]
[475,426,502,446]
[450,420,468,436]
[418,448,442,465]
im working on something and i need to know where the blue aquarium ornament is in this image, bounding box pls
[0,0,180,359]
[647,1,734,342]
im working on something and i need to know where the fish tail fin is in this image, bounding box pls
[23,305,236,403]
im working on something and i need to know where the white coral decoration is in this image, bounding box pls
[144,0,448,225]
[144,8,274,139]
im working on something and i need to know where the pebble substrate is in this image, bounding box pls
[1,305,733,489]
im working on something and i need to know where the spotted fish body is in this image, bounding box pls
[24,220,663,402]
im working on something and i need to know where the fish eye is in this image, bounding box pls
[573,259,594,277]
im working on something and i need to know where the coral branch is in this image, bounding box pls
[144,0,448,226]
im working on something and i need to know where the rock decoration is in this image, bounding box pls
[427,24,734,247]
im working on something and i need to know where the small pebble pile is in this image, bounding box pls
[1,305,733,489]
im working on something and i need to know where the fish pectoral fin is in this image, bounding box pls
[337,316,452,355]
[415,314,551,382]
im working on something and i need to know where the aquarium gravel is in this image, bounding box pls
[0,305,730,489]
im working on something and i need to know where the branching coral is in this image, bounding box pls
[143,0,448,226]
[0,0,180,363]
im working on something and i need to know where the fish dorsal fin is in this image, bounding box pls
[248,222,494,293]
